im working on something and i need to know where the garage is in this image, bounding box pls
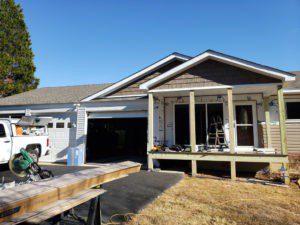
[86,118,147,162]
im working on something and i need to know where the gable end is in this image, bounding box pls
[105,59,185,97]
[151,59,281,90]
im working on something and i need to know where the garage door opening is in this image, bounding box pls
[86,118,147,162]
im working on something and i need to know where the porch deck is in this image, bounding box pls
[148,150,289,181]
[146,85,291,184]
[148,150,288,163]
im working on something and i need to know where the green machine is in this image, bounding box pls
[9,148,53,180]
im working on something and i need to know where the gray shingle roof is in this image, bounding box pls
[0,84,112,106]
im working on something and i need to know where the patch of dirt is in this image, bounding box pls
[124,175,300,225]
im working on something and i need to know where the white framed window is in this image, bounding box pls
[56,122,65,128]
[286,100,300,120]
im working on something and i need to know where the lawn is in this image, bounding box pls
[124,176,300,225]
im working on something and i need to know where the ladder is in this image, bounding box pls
[206,115,227,150]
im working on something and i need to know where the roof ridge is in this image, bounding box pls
[170,52,192,59]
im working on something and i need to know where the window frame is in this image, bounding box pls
[285,99,300,122]
[173,102,225,145]
[0,123,7,138]
[56,122,65,129]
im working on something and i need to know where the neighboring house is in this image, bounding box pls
[0,50,299,183]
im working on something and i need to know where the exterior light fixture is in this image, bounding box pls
[217,95,224,102]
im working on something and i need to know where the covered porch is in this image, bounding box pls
[146,84,290,184]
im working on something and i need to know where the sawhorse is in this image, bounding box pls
[3,188,106,225]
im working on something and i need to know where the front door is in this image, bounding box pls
[234,102,257,148]
[0,122,12,162]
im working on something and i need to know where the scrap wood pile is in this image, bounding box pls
[152,144,189,153]
[255,165,300,187]
[255,153,300,185]
[152,143,217,152]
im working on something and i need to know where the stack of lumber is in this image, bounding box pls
[0,161,141,223]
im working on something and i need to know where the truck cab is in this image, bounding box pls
[0,116,51,164]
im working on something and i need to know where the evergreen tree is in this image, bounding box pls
[0,0,39,97]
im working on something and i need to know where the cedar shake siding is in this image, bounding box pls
[151,59,281,90]
[258,123,300,153]
[107,59,184,96]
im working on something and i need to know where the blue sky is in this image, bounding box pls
[16,0,300,87]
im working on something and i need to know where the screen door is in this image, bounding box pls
[235,104,255,146]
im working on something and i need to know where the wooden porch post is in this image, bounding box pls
[277,86,290,184]
[277,86,287,155]
[227,88,236,180]
[227,88,235,154]
[189,91,197,176]
[147,93,154,170]
[263,97,272,148]
[264,96,274,172]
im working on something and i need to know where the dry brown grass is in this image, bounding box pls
[125,176,300,225]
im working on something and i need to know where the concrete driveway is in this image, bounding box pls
[0,163,183,223]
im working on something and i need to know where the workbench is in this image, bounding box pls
[0,161,141,224]
[3,188,106,225]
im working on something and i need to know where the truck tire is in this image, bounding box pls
[27,149,39,163]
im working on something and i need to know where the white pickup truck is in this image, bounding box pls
[0,116,51,164]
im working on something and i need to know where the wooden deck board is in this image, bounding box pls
[2,189,106,225]
[0,161,141,223]
[149,151,288,163]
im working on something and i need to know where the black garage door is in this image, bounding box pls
[86,118,147,162]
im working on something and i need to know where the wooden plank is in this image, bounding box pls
[191,160,197,176]
[263,97,274,172]
[227,88,235,154]
[189,91,197,176]
[230,160,236,180]
[277,86,287,155]
[149,152,288,163]
[277,86,290,184]
[283,162,290,185]
[263,97,272,148]
[147,93,154,152]
[148,154,154,170]
[3,189,106,225]
[189,91,196,153]
[0,161,141,223]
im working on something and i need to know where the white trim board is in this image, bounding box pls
[283,89,300,94]
[103,94,148,99]
[82,53,191,101]
[0,108,75,114]
[89,111,147,119]
[148,83,280,93]
[140,50,295,90]
[149,85,231,93]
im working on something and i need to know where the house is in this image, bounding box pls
[0,50,299,184]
